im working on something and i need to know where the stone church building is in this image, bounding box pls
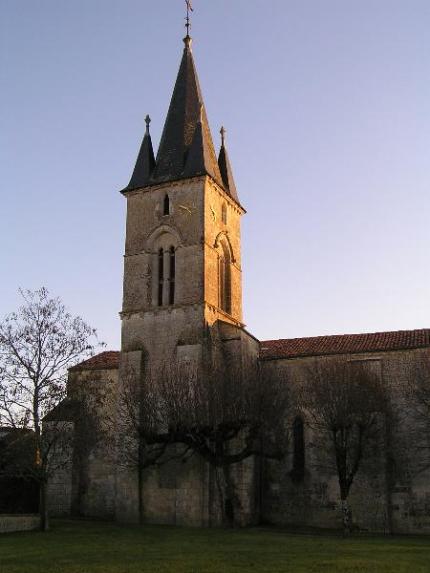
[48,32,430,534]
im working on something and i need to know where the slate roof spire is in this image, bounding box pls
[218,126,239,203]
[151,35,223,186]
[123,115,155,192]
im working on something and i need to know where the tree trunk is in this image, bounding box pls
[137,438,145,525]
[340,497,352,536]
[137,464,144,525]
[39,480,49,531]
[222,464,240,527]
[384,411,394,534]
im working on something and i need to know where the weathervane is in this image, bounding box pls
[185,0,193,37]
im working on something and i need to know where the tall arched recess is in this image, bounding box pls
[218,238,232,315]
[291,416,305,483]
[146,225,180,308]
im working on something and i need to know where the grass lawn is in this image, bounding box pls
[0,520,429,573]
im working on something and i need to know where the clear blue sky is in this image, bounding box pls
[1,0,429,350]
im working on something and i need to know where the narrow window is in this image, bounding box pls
[219,242,231,315]
[222,203,227,224]
[219,255,225,311]
[169,246,175,305]
[163,195,170,216]
[158,248,164,306]
[291,417,305,483]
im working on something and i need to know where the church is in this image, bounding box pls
[47,28,430,534]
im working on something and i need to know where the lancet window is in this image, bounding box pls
[169,246,176,305]
[157,245,176,307]
[218,239,232,315]
[291,416,305,483]
[163,194,170,216]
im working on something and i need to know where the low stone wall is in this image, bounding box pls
[0,514,40,534]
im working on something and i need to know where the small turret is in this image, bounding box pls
[122,115,155,192]
[218,126,239,203]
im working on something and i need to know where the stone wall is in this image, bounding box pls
[0,514,40,534]
[47,368,118,519]
[50,336,430,533]
[260,347,430,534]
[204,178,244,326]
[122,178,205,316]
[115,324,260,527]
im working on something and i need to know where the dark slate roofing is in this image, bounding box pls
[260,329,430,360]
[123,117,156,192]
[69,351,120,372]
[151,37,222,187]
[218,128,239,203]
[121,36,245,200]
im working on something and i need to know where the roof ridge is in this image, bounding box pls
[261,328,430,361]
[69,350,120,372]
[261,327,430,345]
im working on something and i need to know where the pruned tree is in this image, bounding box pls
[299,358,388,535]
[113,335,289,527]
[152,349,289,526]
[0,288,102,530]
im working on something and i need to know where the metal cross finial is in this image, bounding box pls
[185,0,193,37]
[145,114,151,134]
[220,126,226,146]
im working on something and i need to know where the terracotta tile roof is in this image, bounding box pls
[69,351,120,372]
[260,329,430,360]
[68,329,430,368]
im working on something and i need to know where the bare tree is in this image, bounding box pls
[299,358,388,535]
[113,336,289,527]
[0,288,101,530]
[152,353,289,526]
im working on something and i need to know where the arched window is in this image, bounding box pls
[169,246,175,305]
[149,227,180,309]
[163,194,170,216]
[158,248,164,306]
[291,416,305,483]
[221,203,227,225]
[156,246,176,307]
[219,240,231,314]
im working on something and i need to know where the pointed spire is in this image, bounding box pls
[151,37,222,186]
[183,104,220,181]
[218,126,239,202]
[122,115,156,192]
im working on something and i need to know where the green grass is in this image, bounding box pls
[0,520,429,573]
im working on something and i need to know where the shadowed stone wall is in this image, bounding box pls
[260,347,430,534]
[0,514,40,533]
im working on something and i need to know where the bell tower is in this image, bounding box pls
[115,30,259,527]
[119,34,245,369]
